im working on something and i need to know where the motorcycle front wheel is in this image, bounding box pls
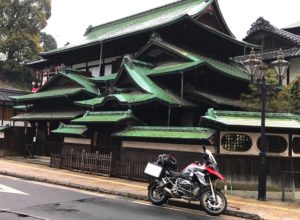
[148,181,168,205]
[200,189,227,216]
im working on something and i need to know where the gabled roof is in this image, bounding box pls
[41,0,213,55]
[244,17,300,46]
[135,39,250,80]
[112,59,188,105]
[39,69,99,95]
[12,69,99,103]
[200,108,300,130]
[40,0,254,57]
[122,63,180,104]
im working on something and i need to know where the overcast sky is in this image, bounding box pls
[44,0,300,48]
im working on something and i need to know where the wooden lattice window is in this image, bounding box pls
[221,133,252,152]
[292,137,300,154]
[257,135,287,153]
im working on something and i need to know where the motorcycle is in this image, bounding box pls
[144,146,227,216]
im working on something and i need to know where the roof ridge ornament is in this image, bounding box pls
[247,17,275,36]
[84,25,93,35]
[149,32,163,42]
[83,111,90,117]
[123,55,134,69]
[125,109,133,117]
[206,108,217,118]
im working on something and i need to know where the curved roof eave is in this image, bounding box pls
[186,16,259,49]
[39,15,190,57]
[40,14,258,58]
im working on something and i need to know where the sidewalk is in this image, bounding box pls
[0,157,299,220]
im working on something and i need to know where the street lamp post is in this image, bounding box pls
[243,48,289,201]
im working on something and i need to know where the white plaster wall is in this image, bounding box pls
[73,62,86,69]
[220,131,289,157]
[292,134,300,157]
[64,137,91,145]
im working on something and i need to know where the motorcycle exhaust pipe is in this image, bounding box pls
[163,187,172,195]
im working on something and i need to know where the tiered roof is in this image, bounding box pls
[39,0,256,59]
[76,37,247,109]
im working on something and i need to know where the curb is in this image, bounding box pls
[0,170,261,219]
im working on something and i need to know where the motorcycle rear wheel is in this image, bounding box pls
[148,182,168,205]
[200,189,227,216]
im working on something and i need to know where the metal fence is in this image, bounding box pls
[50,150,148,181]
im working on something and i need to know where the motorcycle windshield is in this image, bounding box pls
[206,149,217,165]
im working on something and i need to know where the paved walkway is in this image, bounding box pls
[0,157,299,220]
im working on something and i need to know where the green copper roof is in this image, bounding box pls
[148,62,200,76]
[13,104,34,110]
[154,41,249,80]
[59,70,99,95]
[12,88,85,102]
[89,73,118,82]
[12,70,99,102]
[75,93,155,108]
[124,64,180,104]
[201,108,300,129]
[185,88,240,107]
[114,126,216,140]
[72,110,134,124]
[38,69,99,95]
[52,125,88,136]
[75,97,106,107]
[41,0,213,55]
[11,110,84,121]
[114,93,155,103]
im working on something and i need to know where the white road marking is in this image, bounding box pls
[0,184,29,195]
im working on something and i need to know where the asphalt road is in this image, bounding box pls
[0,175,227,220]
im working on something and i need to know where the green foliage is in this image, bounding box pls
[40,32,57,51]
[0,0,56,89]
[240,68,299,113]
[288,76,300,112]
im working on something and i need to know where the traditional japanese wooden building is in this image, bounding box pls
[11,69,99,156]
[0,87,28,156]
[237,17,300,85]
[199,108,300,189]
[13,0,256,157]
[9,0,300,193]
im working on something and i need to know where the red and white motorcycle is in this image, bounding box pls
[144,146,227,216]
